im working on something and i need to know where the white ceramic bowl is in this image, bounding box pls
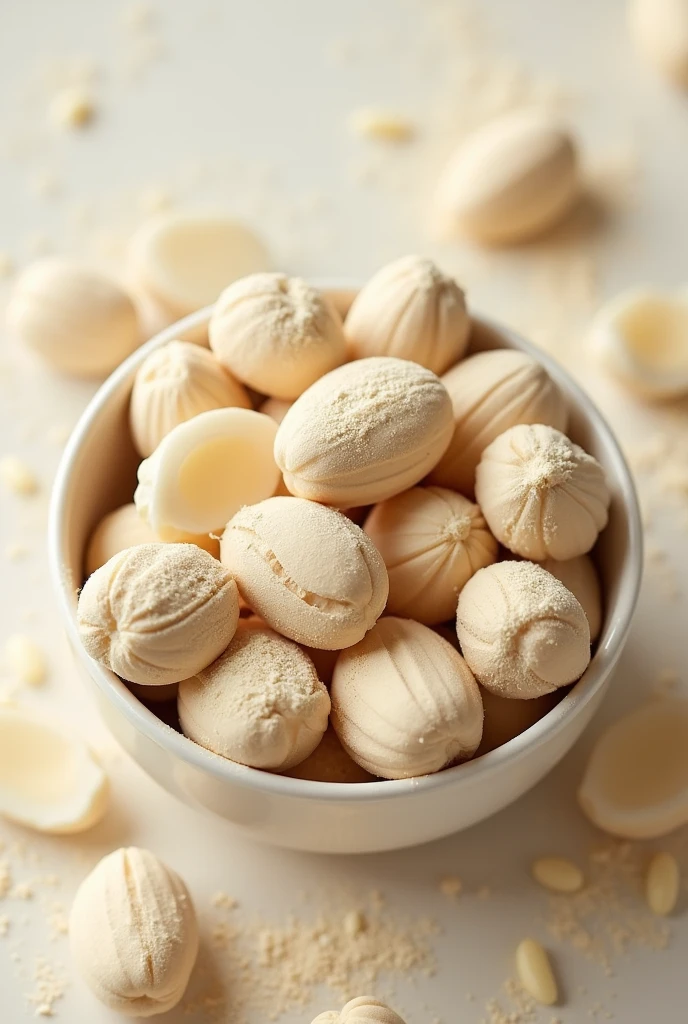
[49,289,642,854]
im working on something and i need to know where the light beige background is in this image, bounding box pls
[0,1,686,1021]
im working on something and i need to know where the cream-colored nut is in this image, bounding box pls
[589,287,688,399]
[130,340,251,457]
[135,408,279,538]
[331,617,483,780]
[428,349,568,497]
[178,623,330,771]
[77,543,239,686]
[629,0,688,88]
[540,554,602,642]
[209,272,347,400]
[348,107,414,141]
[128,212,269,319]
[221,497,388,650]
[312,996,407,1024]
[645,852,680,916]
[364,486,497,625]
[86,503,219,577]
[475,424,610,561]
[344,255,470,374]
[260,396,293,424]
[7,258,140,377]
[275,356,454,507]
[477,686,559,755]
[435,110,579,244]
[86,504,157,577]
[531,856,584,894]
[284,725,375,783]
[69,847,198,1017]
[578,698,688,838]
[0,708,108,834]
[515,938,558,1006]
[456,561,590,698]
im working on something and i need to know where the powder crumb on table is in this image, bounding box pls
[211,891,238,910]
[0,456,38,497]
[439,876,462,898]
[0,914,9,936]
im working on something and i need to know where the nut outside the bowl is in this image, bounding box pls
[48,288,643,854]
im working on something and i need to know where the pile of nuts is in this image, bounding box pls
[75,255,610,782]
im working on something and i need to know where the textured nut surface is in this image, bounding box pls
[312,996,407,1024]
[275,356,454,507]
[428,349,568,497]
[69,847,198,1017]
[209,272,346,399]
[178,623,330,771]
[344,255,470,374]
[435,110,579,244]
[7,258,139,377]
[130,340,251,457]
[531,856,584,894]
[77,543,239,685]
[540,554,602,642]
[364,485,497,624]
[221,497,388,650]
[331,617,483,780]
[456,561,590,698]
[475,424,610,560]
[645,852,680,916]
[515,938,558,1006]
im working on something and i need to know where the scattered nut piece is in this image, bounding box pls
[0,456,38,496]
[531,857,584,894]
[312,996,407,1024]
[439,875,463,898]
[645,852,680,916]
[4,634,46,686]
[515,938,558,1006]
[348,108,414,142]
[49,87,95,129]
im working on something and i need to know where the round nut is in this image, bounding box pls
[7,258,139,378]
[209,272,347,400]
[428,349,568,497]
[456,560,590,699]
[69,847,198,1016]
[364,486,498,624]
[312,997,407,1024]
[178,623,330,771]
[475,424,610,561]
[85,503,156,578]
[275,356,454,507]
[331,617,483,780]
[77,543,239,686]
[344,255,470,375]
[130,340,251,458]
[220,497,388,650]
[435,110,579,244]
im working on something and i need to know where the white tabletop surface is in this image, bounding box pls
[0,1,687,1021]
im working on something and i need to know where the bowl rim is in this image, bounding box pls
[49,294,644,804]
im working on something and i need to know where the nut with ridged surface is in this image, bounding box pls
[178,623,330,771]
[130,340,250,457]
[311,996,407,1024]
[331,617,483,779]
[221,497,388,650]
[475,423,610,561]
[540,553,602,642]
[428,349,567,497]
[209,272,346,400]
[69,847,198,1017]
[275,357,454,507]
[456,560,590,699]
[77,543,239,686]
[344,255,470,374]
[364,486,497,625]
